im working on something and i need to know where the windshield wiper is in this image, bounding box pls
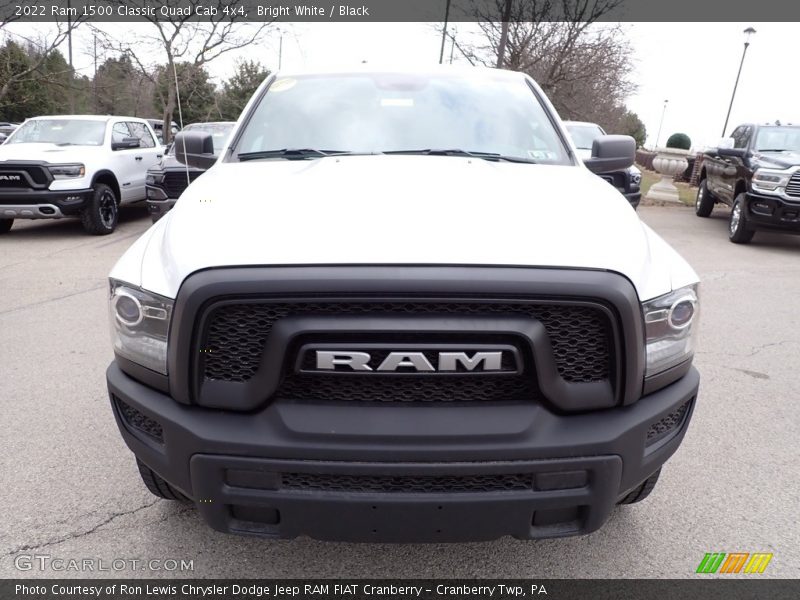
[757,148,789,152]
[383,149,537,163]
[237,148,352,161]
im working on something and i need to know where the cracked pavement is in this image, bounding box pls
[1,203,798,578]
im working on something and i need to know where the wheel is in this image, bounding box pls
[729,193,755,244]
[0,218,12,234]
[618,468,661,505]
[80,184,118,235]
[136,458,190,501]
[695,179,715,217]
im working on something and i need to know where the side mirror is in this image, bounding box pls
[717,137,735,150]
[111,136,141,151]
[173,131,217,169]
[583,134,635,174]
[718,147,747,158]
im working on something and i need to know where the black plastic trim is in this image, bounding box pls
[115,353,170,394]
[642,357,693,396]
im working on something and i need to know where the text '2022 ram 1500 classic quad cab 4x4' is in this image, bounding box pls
[106,67,701,543]
[0,115,163,235]
[696,123,800,243]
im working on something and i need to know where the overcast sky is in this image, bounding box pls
[5,21,797,150]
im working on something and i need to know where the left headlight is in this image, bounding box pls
[146,172,165,185]
[751,167,793,193]
[48,163,85,179]
[642,283,699,377]
[109,279,173,374]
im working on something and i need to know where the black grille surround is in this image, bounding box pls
[194,298,616,407]
[168,266,646,411]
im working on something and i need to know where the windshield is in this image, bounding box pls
[754,126,800,153]
[180,123,235,154]
[565,124,604,150]
[235,73,572,165]
[8,119,107,146]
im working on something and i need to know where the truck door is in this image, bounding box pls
[125,121,163,201]
[108,121,143,203]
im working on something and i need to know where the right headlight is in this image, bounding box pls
[642,283,699,377]
[109,279,173,374]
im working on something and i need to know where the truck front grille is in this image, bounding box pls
[196,299,614,404]
[786,172,800,198]
[162,171,201,198]
[0,164,51,190]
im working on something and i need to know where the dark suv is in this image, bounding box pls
[146,122,235,222]
[696,123,800,243]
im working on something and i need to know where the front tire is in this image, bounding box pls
[618,468,661,505]
[80,184,118,235]
[0,218,13,234]
[136,458,189,501]
[695,179,714,217]
[729,193,755,244]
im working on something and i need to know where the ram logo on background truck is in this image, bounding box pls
[106,67,700,542]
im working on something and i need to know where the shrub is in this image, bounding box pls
[666,133,691,150]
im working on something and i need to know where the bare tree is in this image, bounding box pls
[0,19,82,107]
[469,1,634,128]
[98,0,272,142]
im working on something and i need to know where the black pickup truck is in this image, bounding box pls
[695,123,800,243]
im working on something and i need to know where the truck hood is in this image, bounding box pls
[752,151,800,169]
[114,155,697,301]
[0,142,105,163]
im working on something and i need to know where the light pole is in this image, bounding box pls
[655,99,668,148]
[721,27,756,137]
[439,0,451,64]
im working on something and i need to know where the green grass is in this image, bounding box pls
[638,167,696,206]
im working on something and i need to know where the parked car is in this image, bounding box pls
[564,121,642,208]
[146,121,235,222]
[696,123,800,243]
[0,122,19,136]
[106,67,700,543]
[147,119,180,144]
[0,115,163,235]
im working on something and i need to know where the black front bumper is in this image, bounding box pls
[745,192,800,232]
[107,362,699,542]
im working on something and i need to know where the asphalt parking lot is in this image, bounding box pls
[1,202,798,579]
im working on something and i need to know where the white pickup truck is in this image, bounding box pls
[106,67,700,543]
[0,115,163,235]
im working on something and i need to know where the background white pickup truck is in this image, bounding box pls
[0,115,163,235]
